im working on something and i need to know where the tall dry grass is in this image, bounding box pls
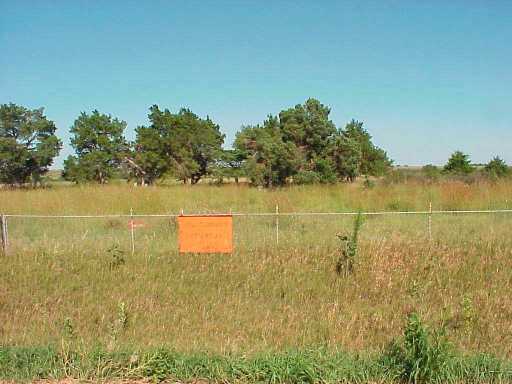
[1,179,511,215]
[0,181,511,361]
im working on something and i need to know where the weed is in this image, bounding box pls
[108,302,129,350]
[461,295,476,334]
[407,279,421,298]
[336,212,363,276]
[107,244,125,270]
[62,317,75,339]
[383,312,453,383]
[60,317,79,377]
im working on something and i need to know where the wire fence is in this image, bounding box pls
[2,207,512,255]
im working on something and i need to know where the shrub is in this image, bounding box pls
[422,164,441,181]
[294,170,321,185]
[484,156,509,179]
[443,151,474,175]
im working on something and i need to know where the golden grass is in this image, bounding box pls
[1,181,512,359]
[1,179,511,215]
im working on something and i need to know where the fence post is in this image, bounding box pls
[276,204,279,246]
[428,201,432,241]
[1,214,8,255]
[130,208,135,255]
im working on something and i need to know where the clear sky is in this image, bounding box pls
[1,0,511,167]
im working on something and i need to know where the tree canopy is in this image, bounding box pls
[485,156,509,178]
[342,120,391,177]
[443,151,474,175]
[5,101,509,188]
[63,110,128,183]
[0,103,61,185]
[234,117,300,187]
[234,99,391,186]
[130,105,225,184]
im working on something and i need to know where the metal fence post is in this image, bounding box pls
[130,208,135,255]
[428,201,432,241]
[1,214,8,255]
[276,204,279,245]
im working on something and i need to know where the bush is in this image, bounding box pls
[422,165,441,181]
[294,170,321,185]
[443,151,474,175]
[484,156,509,179]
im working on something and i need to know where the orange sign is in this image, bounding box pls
[178,215,233,253]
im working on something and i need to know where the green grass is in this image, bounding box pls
[3,315,510,382]
[1,181,512,381]
[2,337,511,382]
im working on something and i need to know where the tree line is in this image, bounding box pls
[0,100,509,186]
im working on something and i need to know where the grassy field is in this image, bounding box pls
[2,179,512,214]
[1,181,512,381]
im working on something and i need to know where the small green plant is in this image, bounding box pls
[384,312,453,383]
[387,200,402,211]
[117,302,128,330]
[60,317,79,376]
[62,317,75,339]
[336,212,363,276]
[407,279,421,298]
[107,244,125,270]
[461,295,476,332]
[142,349,175,381]
[108,302,129,349]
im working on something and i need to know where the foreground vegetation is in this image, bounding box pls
[2,316,512,382]
[1,181,512,381]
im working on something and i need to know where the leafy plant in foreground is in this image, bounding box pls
[383,312,453,383]
[336,212,363,276]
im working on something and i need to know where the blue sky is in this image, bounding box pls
[1,0,511,167]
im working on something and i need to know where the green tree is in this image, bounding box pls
[484,156,509,178]
[342,119,391,176]
[129,125,169,185]
[0,103,61,185]
[443,151,474,175]
[235,99,392,186]
[279,99,339,183]
[234,117,300,187]
[279,98,337,160]
[235,99,338,186]
[63,110,128,183]
[130,105,224,184]
[330,133,362,182]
